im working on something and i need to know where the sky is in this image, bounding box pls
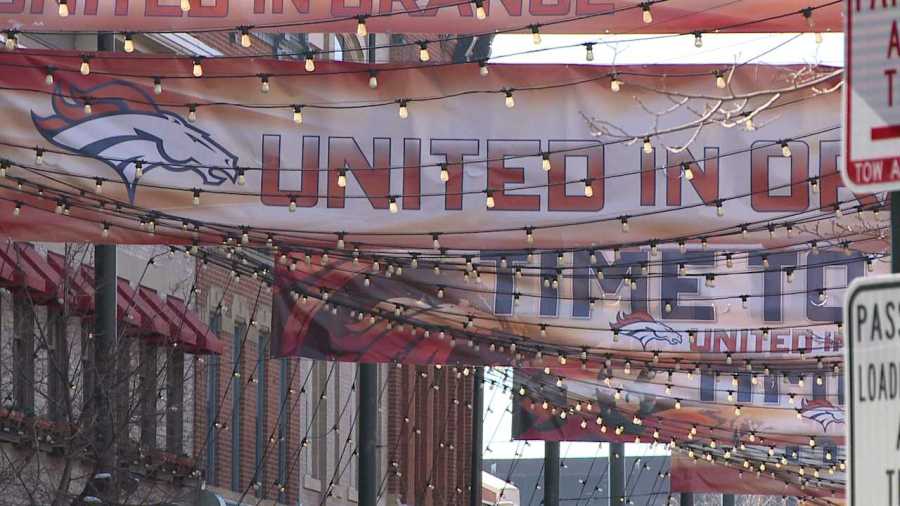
[480,31,845,464]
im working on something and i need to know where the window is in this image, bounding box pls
[206,311,222,486]
[231,321,246,491]
[254,332,269,499]
[277,358,289,504]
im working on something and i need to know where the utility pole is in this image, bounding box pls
[608,442,625,506]
[357,32,379,506]
[470,367,484,506]
[543,442,559,506]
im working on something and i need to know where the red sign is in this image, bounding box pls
[0,0,842,34]
[842,1,900,192]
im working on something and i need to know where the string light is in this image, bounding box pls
[620,216,629,233]
[44,67,54,85]
[58,0,69,16]
[305,52,316,72]
[123,32,135,53]
[398,100,409,119]
[180,0,191,12]
[584,43,595,62]
[682,162,694,181]
[610,74,623,92]
[192,58,203,78]
[781,141,792,157]
[474,0,486,19]
[485,190,495,209]
[439,163,450,183]
[192,188,201,206]
[293,105,303,125]
[504,89,515,108]
[3,31,16,50]
[641,2,653,23]
[389,196,399,213]
[531,25,541,45]
[583,179,594,198]
[337,169,347,188]
[478,60,489,77]
[153,77,163,95]
[83,99,92,115]
[368,70,378,89]
[715,70,726,89]
[135,160,144,178]
[356,16,368,37]
[188,104,197,122]
[642,137,652,154]
[418,42,431,62]
[693,32,703,48]
[239,26,252,48]
[80,56,91,76]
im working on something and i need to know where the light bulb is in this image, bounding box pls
[389,197,399,213]
[368,71,378,89]
[716,202,724,216]
[305,54,315,72]
[58,0,69,16]
[682,163,694,181]
[504,90,515,108]
[715,71,726,89]
[356,16,368,37]
[694,32,703,48]
[475,0,486,19]
[240,28,252,48]
[123,33,134,53]
[153,78,163,95]
[84,101,92,115]
[583,180,593,197]
[3,31,16,50]
[44,69,54,85]
[610,75,622,92]
[188,105,197,122]
[486,191,495,208]
[781,141,792,157]
[531,25,541,45]
[479,61,489,76]
[621,217,629,232]
[192,189,201,206]
[135,161,143,178]
[641,3,652,23]
[439,165,449,182]
[585,43,594,61]
[418,42,430,62]
[398,100,409,119]
[337,170,347,188]
[643,137,652,154]
[180,0,190,11]
[293,105,303,125]
[80,57,90,76]
[192,58,203,77]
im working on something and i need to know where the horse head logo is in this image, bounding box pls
[31,80,238,202]
[610,310,684,350]
[800,399,845,431]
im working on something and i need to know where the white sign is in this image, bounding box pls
[843,1,900,192]
[845,274,900,505]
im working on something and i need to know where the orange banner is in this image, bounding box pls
[0,0,842,34]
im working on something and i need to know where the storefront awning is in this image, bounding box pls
[138,286,198,349]
[0,243,60,301]
[167,296,223,355]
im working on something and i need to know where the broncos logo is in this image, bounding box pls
[610,310,684,350]
[31,80,238,202]
[801,399,845,431]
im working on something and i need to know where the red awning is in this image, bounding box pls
[167,296,223,355]
[0,243,59,301]
[117,278,168,336]
[137,286,197,348]
[46,251,94,313]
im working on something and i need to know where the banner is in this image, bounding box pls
[0,52,857,250]
[0,0,842,34]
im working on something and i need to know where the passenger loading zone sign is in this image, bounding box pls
[845,275,900,506]
[843,1,900,192]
